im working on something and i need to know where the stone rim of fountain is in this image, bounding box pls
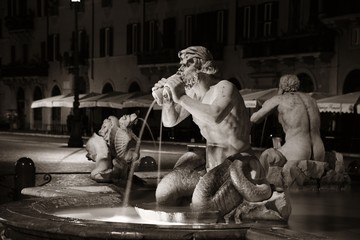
[0,194,327,240]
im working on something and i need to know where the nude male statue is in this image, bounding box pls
[250,74,325,172]
[154,46,254,171]
[153,46,270,213]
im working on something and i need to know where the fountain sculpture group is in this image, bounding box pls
[85,46,350,224]
[0,46,350,240]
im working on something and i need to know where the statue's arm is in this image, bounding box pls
[250,96,280,123]
[178,81,234,124]
[161,102,190,127]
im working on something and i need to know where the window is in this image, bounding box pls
[48,34,60,61]
[100,27,113,57]
[264,22,272,37]
[163,17,176,49]
[236,5,255,41]
[78,30,89,58]
[37,0,43,17]
[351,27,360,47]
[101,0,112,7]
[258,1,278,38]
[244,6,251,39]
[263,3,273,37]
[144,20,158,51]
[23,44,28,63]
[217,11,225,43]
[7,0,17,17]
[11,45,16,63]
[48,0,59,16]
[40,41,46,63]
[185,15,193,46]
[126,23,140,54]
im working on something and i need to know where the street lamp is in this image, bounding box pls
[68,0,83,147]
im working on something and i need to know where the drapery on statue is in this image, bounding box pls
[250,74,325,188]
[152,46,289,222]
[85,113,140,184]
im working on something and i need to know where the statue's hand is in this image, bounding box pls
[152,78,167,92]
[164,75,185,103]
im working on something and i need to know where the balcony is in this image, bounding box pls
[1,63,48,77]
[242,32,335,59]
[5,15,34,32]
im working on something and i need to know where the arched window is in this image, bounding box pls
[16,87,25,129]
[128,82,141,92]
[78,77,87,94]
[343,69,360,94]
[51,86,61,123]
[102,83,113,93]
[297,73,314,92]
[101,83,114,119]
[33,87,43,129]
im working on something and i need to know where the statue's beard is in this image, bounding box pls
[183,72,199,90]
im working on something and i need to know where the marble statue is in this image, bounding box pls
[86,113,139,184]
[250,74,326,189]
[152,46,289,222]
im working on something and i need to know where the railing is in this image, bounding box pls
[242,33,335,59]
[30,124,69,135]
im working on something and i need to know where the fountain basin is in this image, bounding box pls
[0,189,327,240]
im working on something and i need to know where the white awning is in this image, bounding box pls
[52,92,99,108]
[240,89,332,109]
[240,88,278,108]
[317,91,360,114]
[78,92,114,108]
[122,94,161,110]
[96,92,138,108]
[31,94,69,108]
[31,93,100,108]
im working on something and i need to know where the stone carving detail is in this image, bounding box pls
[86,113,139,184]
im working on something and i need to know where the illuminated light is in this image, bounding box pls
[71,0,81,2]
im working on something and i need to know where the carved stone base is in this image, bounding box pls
[266,151,351,191]
[225,191,291,224]
[135,190,291,224]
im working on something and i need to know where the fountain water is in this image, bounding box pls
[123,100,157,207]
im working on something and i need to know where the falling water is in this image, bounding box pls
[122,100,159,207]
[157,110,163,185]
[137,118,158,148]
[137,116,164,185]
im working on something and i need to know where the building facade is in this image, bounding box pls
[0,0,359,134]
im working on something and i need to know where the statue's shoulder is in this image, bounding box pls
[216,79,235,89]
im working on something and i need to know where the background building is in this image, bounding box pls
[0,0,359,150]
